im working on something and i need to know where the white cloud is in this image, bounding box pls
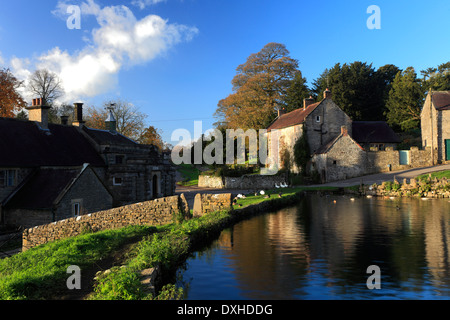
[132,0,167,10]
[12,0,198,103]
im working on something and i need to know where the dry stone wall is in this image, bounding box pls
[22,194,189,251]
[193,193,232,217]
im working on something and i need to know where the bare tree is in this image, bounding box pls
[28,69,63,104]
[84,98,148,141]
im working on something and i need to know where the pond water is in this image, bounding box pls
[177,194,450,300]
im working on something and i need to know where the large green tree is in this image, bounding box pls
[421,62,450,91]
[385,67,425,131]
[283,71,311,112]
[312,62,400,121]
[214,42,300,129]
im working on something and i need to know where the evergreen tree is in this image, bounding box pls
[283,71,311,112]
[421,62,450,91]
[385,67,425,132]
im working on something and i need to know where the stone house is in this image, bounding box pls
[311,126,366,183]
[2,165,113,228]
[0,98,176,229]
[265,89,428,183]
[420,90,450,164]
[266,89,352,173]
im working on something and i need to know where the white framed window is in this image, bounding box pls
[71,199,83,217]
[113,177,123,186]
[316,116,321,123]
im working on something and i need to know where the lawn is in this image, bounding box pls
[176,164,200,186]
[417,170,450,181]
[232,186,339,209]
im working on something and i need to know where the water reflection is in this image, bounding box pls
[178,194,450,299]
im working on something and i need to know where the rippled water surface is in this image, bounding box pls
[177,194,450,300]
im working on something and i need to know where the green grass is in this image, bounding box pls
[417,170,450,181]
[176,164,200,186]
[0,225,152,300]
[232,186,339,209]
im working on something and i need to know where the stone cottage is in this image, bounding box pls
[0,98,176,229]
[421,90,450,164]
[2,165,113,228]
[311,126,366,183]
[266,89,352,173]
[265,89,431,183]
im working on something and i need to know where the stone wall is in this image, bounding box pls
[193,193,232,217]
[366,147,434,174]
[198,174,288,190]
[22,194,189,251]
[366,175,450,198]
[198,175,224,188]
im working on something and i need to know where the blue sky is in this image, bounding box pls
[1,0,450,144]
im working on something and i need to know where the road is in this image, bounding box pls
[308,164,450,188]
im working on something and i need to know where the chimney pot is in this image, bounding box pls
[73,102,85,127]
[60,115,69,125]
[303,96,315,110]
[324,88,332,99]
[277,108,286,118]
[27,98,51,130]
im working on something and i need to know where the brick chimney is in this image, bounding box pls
[303,96,315,110]
[60,115,69,125]
[341,125,348,136]
[72,102,85,127]
[323,88,332,99]
[27,98,51,130]
[277,107,286,118]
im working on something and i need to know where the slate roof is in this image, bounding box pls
[314,133,364,155]
[0,118,106,167]
[83,126,138,146]
[3,166,85,209]
[267,102,321,131]
[431,91,450,110]
[352,121,401,144]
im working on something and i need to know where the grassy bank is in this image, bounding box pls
[417,170,450,181]
[176,164,200,186]
[0,185,339,300]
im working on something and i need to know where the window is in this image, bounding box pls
[7,170,16,186]
[72,202,81,217]
[333,160,337,165]
[316,116,321,123]
[115,155,125,164]
[113,177,123,186]
[0,170,17,187]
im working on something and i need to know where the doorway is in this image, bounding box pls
[152,174,159,199]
